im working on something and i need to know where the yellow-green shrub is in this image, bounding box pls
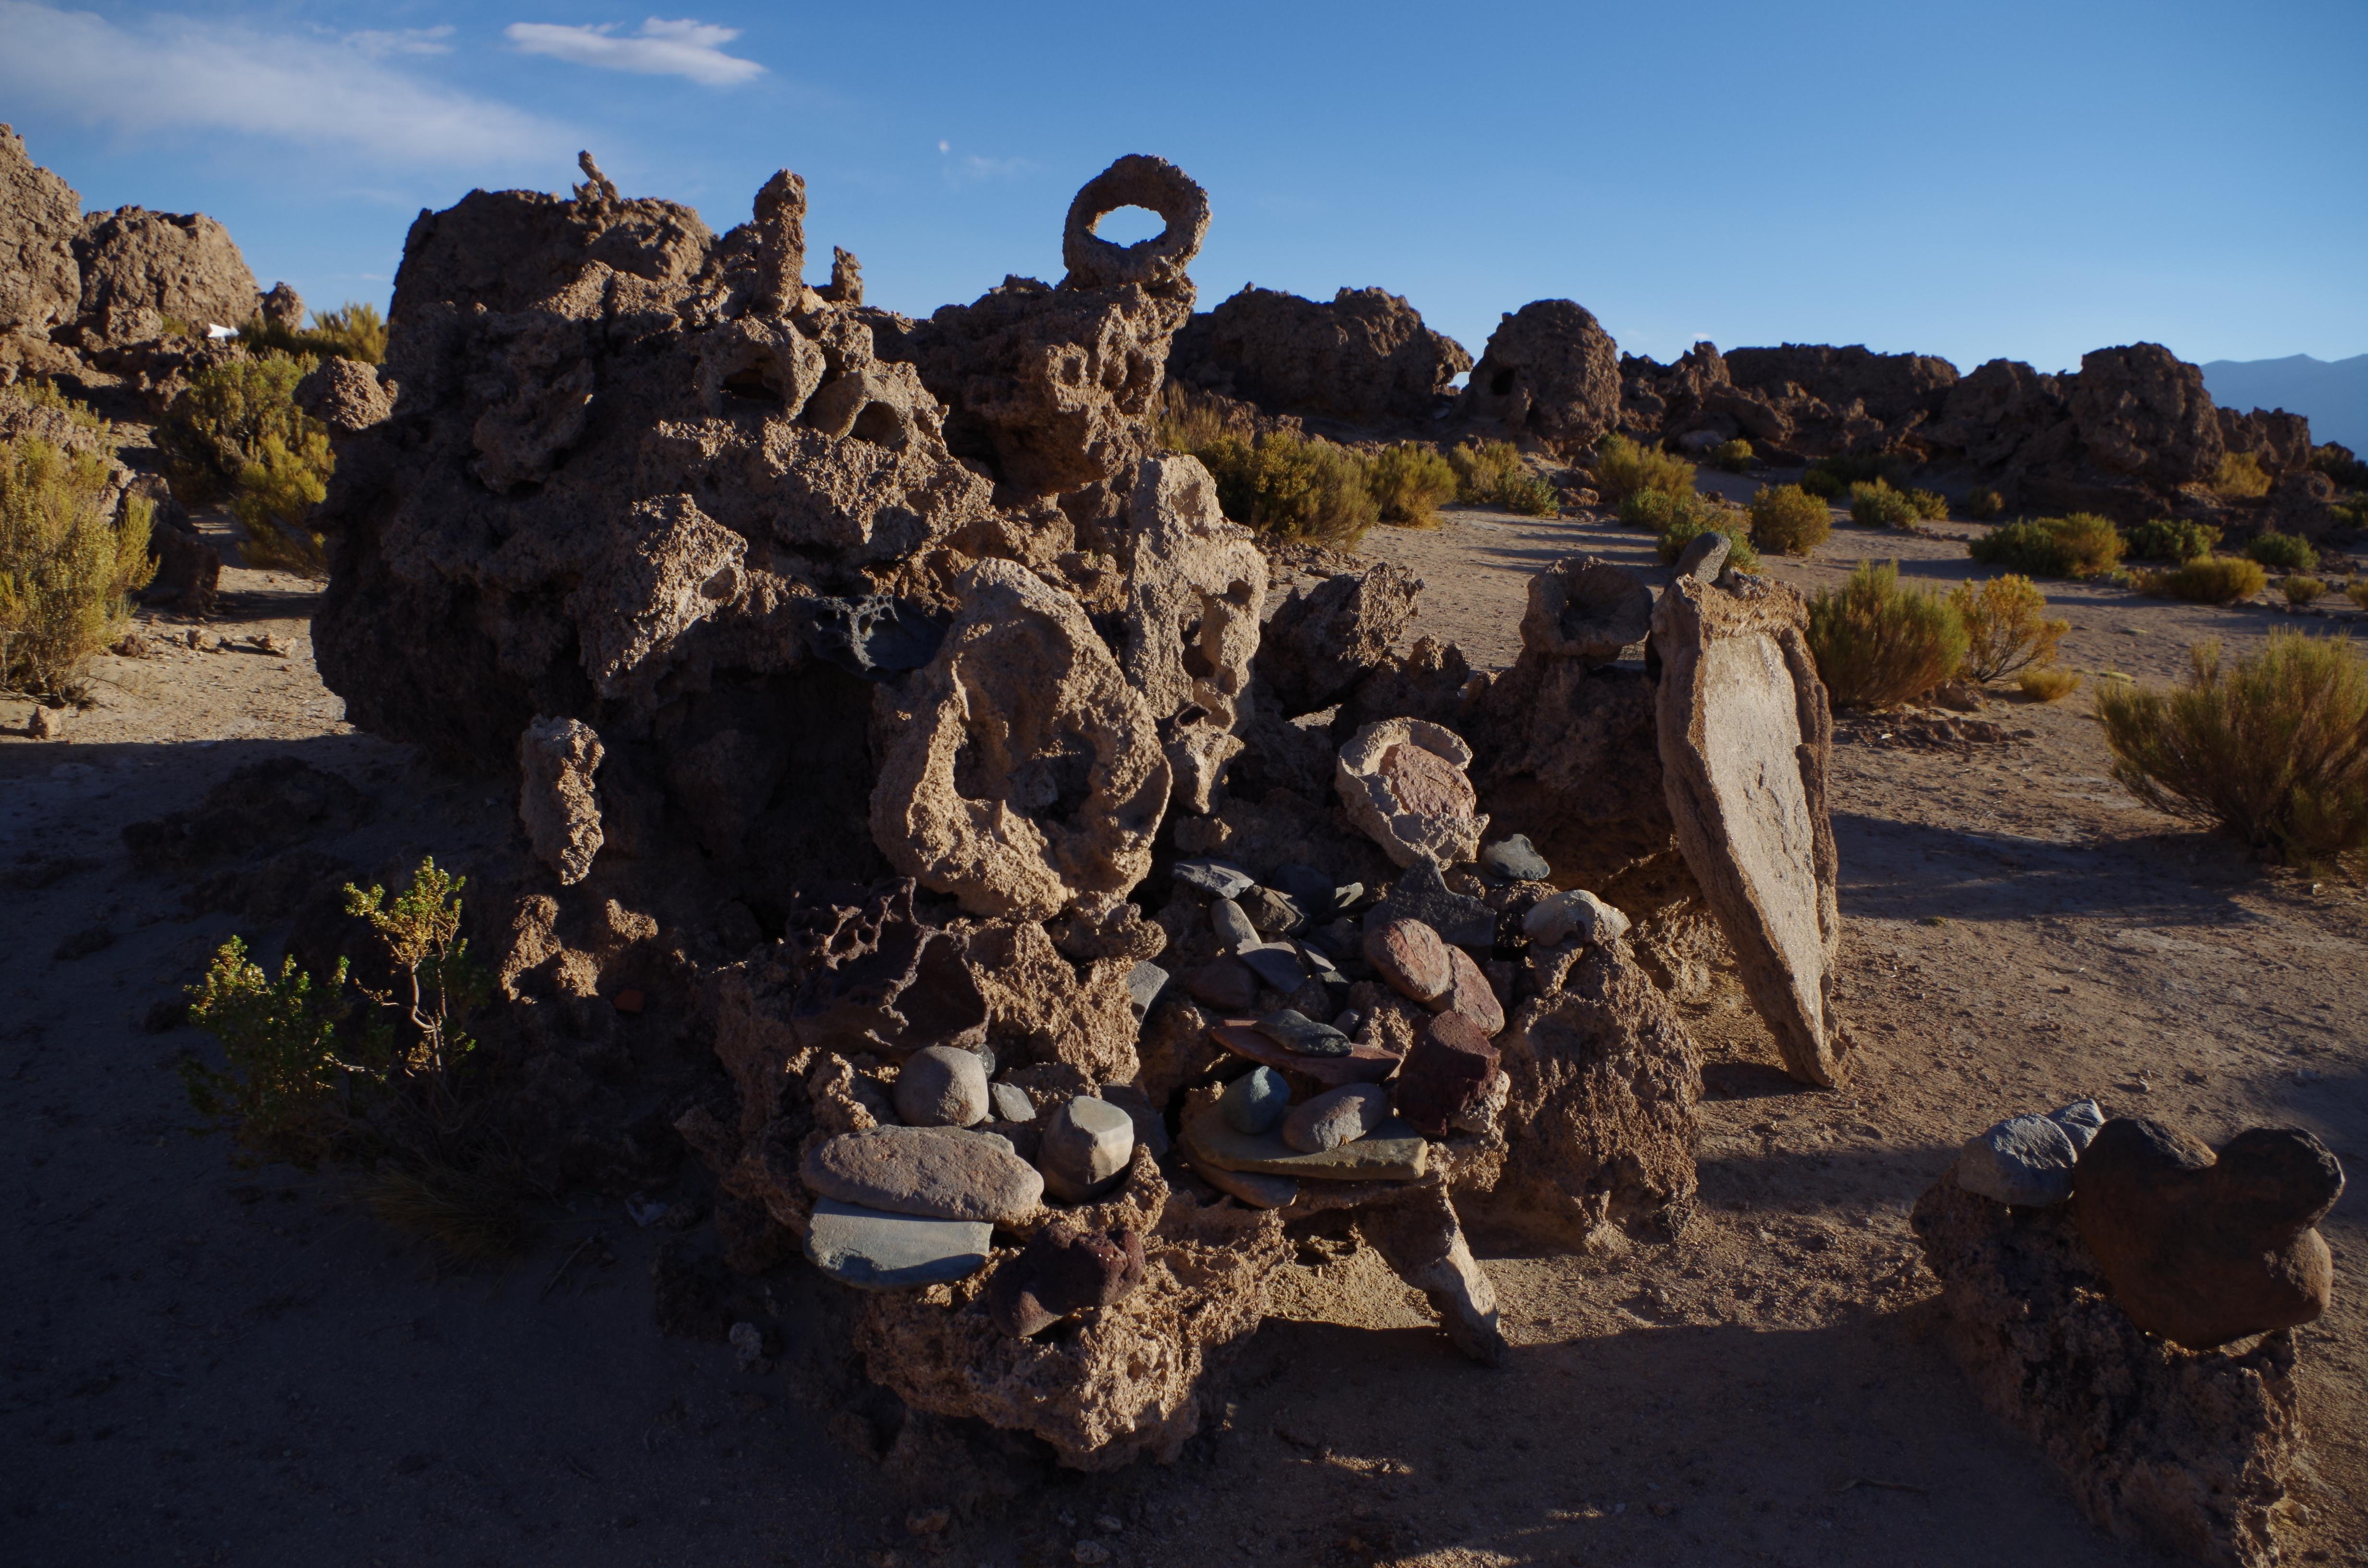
[238,302,387,365]
[2247,530,2318,573]
[1967,513,2123,578]
[160,351,327,505]
[1807,559,1968,709]
[1965,487,2004,520]
[2018,666,2080,702]
[0,438,156,697]
[1711,438,1753,474]
[2211,451,2271,500]
[1907,487,1950,521]
[1196,429,1379,548]
[1799,467,1844,500]
[2124,516,2221,563]
[1848,479,1922,529]
[2133,555,2267,604]
[1591,433,1695,503]
[14,379,104,430]
[2283,575,2326,606]
[1656,507,1762,574]
[1368,442,1458,527]
[2350,579,2368,610]
[2097,630,2368,865]
[1950,574,2069,682]
[1747,483,1831,556]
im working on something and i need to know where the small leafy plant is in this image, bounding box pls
[1,437,156,698]
[1657,507,1762,574]
[1906,487,1950,521]
[2131,555,2267,605]
[2283,575,2327,607]
[1710,437,1753,474]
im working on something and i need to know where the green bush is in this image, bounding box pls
[1848,480,1922,529]
[1747,483,1831,556]
[2097,630,2368,866]
[1196,430,1379,548]
[160,351,328,505]
[1967,513,2123,578]
[1368,442,1458,527]
[1965,488,2004,521]
[1591,433,1696,504]
[1950,574,2068,682]
[0,438,156,698]
[1657,508,1761,575]
[1619,487,1701,533]
[1807,560,1967,709]
[1907,487,1950,521]
[2131,555,2268,604]
[1711,438,1753,474]
[2350,579,2368,611]
[1798,467,1844,500]
[2018,666,2080,702]
[2211,451,2272,501]
[2310,443,2368,490]
[2283,575,2327,607]
[1448,439,1523,502]
[2124,516,2222,563]
[2246,531,2318,573]
[14,379,104,430]
[239,302,387,365]
[229,431,332,576]
[1809,453,1914,491]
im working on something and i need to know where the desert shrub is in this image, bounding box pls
[2097,630,2368,865]
[1810,452,1915,491]
[2123,516,2222,563]
[1498,470,1561,516]
[2018,666,2080,702]
[1967,513,2123,578]
[183,858,520,1250]
[238,301,387,365]
[1965,487,2004,521]
[1591,433,1695,504]
[2132,555,2267,604]
[228,430,332,576]
[1848,479,1923,529]
[1711,438,1753,474]
[1154,381,1246,454]
[2246,530,2318,573]
[159,351,327,503]
[13,378,104,429]
[0,437,156,698]
[1368,442,1458,526]
[1197,429,1378,548]
[2283,575,2326,606]
[1798,467,1844,499]
[1656,507,1762,574]
[1747,483,1831,556]
[1806,559,1967,709]
[2211,451,2272,501]
[2350,579,2368,610]
[1443,440,1560,515]
[1619,487,1703,533]
[1907,487,1950,521]
[1950,574,2069,682]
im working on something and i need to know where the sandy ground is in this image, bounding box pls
[5,504,2365,1568]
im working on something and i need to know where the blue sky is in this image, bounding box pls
[3,0,2362,374]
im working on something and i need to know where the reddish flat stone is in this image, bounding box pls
[1394,1013,1501,1136]
[1435,945,1504,1035]
[1380,741,1477,821]
[1364,917,1451,1004]
[1210,1021,1400,1087]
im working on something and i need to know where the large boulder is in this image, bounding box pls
[2065,342,2224,488]
[1168,284,1470,425]
[1926,358,2069,467]
[1460,299,1621,455]
[0,124,82,336]
[1258,560,1420,717]
[1722,343,1960,426]
[1651,573,1844,1087]
[74,205,260,337]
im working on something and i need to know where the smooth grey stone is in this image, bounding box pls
[1173,859,1256,900]
[1332,1008,1364,1037]
[1522,888,1631,947]
[1189,1157,1298,1209]
[893,1045,990,1128]
[1238,885,1308,937]
[1304,919,1362,966]
[1210,897,1258,950]
[1956,1113,2080,1207]
[1270,863,1338,918]
[1237,943,1306,992]
[804,1198,991,1290]
[1282,1084,1390,1153]
[1038,1095,1136,1201]
[989,1082,1036,1123]
[802,1125,1043,1224]
[1674,529,1731,583]
[2051,1098,2106,1152]
[1221,1066,1292,1134]
[1480,834,1552,883]
[1098,1083,1172,1159]
[1256,1007,1352,1057]
[1369,858,1496,949]
[1126,960,1170,1020]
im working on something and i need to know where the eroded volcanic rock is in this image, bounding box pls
[1460,298,1621,456]
[0,123,82,336]
[1169,283,1470,425]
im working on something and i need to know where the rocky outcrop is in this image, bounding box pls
[1168,284,1470,425]
[1461,299,1621,455]
[1723,343,1959,429]
[1651,573,1843,1087]
[2064,342,2224,489]
[1913,1174,2305,1568]
[1259,560,1420,718]
[0,124,82,336]
[1925,358,2068,467]
[517,716,605,885]
[73,205,260,340]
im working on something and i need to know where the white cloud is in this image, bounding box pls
[0,3,568,169]
[935,143,1036,182]
[504,17,762,86]
[345,25,456,58]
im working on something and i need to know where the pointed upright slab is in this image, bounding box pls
[1651,574,1845,1086]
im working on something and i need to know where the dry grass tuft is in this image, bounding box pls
[362,1155,541,1267]
[2017,666,2081,702]
[2097,630,2368,866]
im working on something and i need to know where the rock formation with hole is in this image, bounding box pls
[1459,299,1622,456]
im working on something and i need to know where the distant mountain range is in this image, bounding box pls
[2200,353,2368,453]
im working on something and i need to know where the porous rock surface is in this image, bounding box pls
[516,715,604,885]
[74,205,261,339]
[1913,1173,2304,1568]
[1460,299,1621,456]
[1651,572,1843,1087]
[1335,718,1487,870]
[0,124,82,335]
[1168,284,1471,425]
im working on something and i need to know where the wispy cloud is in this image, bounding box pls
[344,25,456,59]
[936,142,1037,183]
[504,18,762,86]
[0,3,567,169]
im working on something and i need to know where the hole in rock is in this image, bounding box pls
[848,401,907,449]
[1490,368,1517,397]
[721,365,783,403]
[1091,205,1164,245]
